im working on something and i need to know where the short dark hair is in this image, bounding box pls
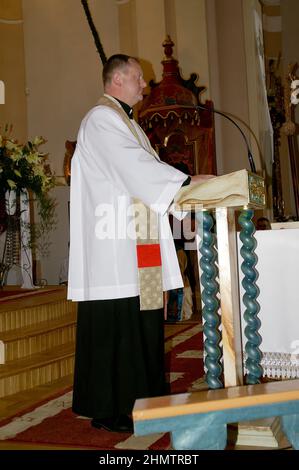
[102,54,138,86]
[256,216,271,230]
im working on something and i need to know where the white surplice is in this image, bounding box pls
[67,96,187,301]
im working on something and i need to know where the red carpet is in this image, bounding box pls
[0,323,204,450]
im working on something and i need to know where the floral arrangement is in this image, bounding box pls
[0,125,57,257]
[0,127,54,196]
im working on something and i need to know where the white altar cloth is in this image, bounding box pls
[238,228,299,379]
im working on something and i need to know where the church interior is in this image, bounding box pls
[1,0,299,453]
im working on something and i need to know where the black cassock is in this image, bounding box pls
[72,296,165,419]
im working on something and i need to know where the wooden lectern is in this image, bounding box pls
[174,169,266,388]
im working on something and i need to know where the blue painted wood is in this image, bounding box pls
[196,211,222,389]
[238,208,262,384]
[281,414,299,449]
[171,423,227,450]
[134,401,299,450]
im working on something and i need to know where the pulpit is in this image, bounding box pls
[138,36,217,176]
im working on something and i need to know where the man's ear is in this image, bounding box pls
[112,71,123,88]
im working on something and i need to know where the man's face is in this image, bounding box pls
[256,219,271,230]
[120,60,147,107]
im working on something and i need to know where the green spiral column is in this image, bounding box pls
[238,208,263,384]
[196,211,223,389]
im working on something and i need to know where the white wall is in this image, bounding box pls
[206,0,251,175]
[0,0,27,141]
[22,0,119,175]
[174,0,210,101]
[22,0,120,283]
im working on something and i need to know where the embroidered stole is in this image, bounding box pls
[98,95,163,310]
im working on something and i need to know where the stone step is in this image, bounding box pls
[0,342,75,398]
[0,311,77,363]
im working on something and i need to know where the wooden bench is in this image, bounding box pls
[133,379,299,450]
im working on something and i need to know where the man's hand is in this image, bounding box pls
[190,174,215,185]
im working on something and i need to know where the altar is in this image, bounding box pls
[239,226,299,379]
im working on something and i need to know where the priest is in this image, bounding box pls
[68,54,210,433]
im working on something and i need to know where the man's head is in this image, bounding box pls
[103,54,147,107]
[256,217,271,230]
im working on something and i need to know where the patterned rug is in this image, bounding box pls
[0,322,205,450]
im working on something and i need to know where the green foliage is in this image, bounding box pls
[28,193,58,258]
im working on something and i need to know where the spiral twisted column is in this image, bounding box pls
[238,208,263,384]
[196,210,222,389]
